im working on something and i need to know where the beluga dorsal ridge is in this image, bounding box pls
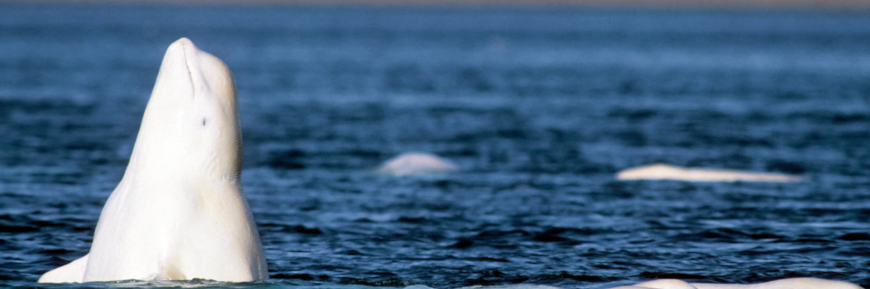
[376,152,459,176]
[38,37,268,283]
[610,277,860,289]
[615,164,802,182]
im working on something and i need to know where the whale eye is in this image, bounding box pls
[202,118,207,127]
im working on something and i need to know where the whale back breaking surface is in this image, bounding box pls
[39,38,267,283]
[615,164,802,182]
[376,152,459,176]
[462,278,861,289]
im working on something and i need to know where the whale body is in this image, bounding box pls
[38,38,267,283]
[610,277,860,289]
[615,164,802,182]
[447,278,858,289]
[376,152,459,176]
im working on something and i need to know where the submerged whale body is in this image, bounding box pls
[615,164,802,182]
[376,152,459,176]
[38,38,267,283]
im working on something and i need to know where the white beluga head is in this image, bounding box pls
[134,37,242,184]
[39,38,267,283]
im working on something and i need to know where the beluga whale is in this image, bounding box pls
[38,38,268,283]
[615,164,802,182]
[376,152,459,176]
[609,277,860,289]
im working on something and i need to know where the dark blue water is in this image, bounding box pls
[1,4,869,289]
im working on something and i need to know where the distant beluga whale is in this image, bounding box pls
[615,164,802,182]
[443,277,860,289]
[38,38,267,283]
[376,152,459,176]
[447,277,859,289]
[610,277,860,289]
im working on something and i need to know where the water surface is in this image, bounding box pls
[1,5,869,289]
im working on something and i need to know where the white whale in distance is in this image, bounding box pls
[609,277,859,289]
[448,278,859,289]
[615,164,802,182]
[38,38,268,283]
[376,152,459,176]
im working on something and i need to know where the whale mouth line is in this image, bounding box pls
[180,41,197,100]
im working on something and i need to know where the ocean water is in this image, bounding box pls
[1,4,870,289]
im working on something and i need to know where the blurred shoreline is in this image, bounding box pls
[2,0,869,10]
